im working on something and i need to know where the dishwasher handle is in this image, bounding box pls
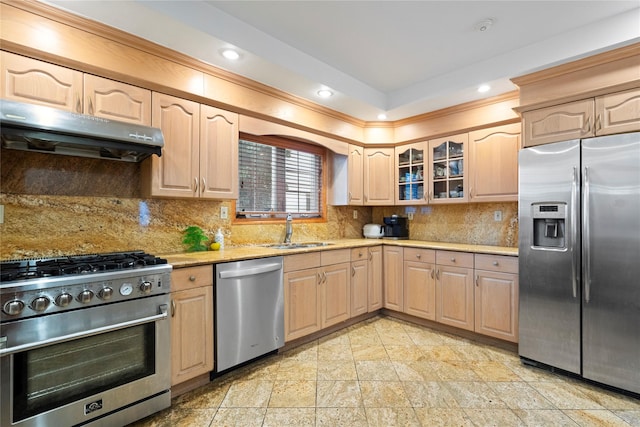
[218,262,282,279]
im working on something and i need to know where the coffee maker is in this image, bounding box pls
[383,215,409,239]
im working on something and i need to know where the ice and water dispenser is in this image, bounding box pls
[531,203,566,249]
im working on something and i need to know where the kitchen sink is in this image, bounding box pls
[263,242,334,250]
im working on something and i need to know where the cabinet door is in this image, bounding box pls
[284,268,321,341]
[200,105,239,199]
[363,148,394,205]
[436,265,474,331]
[146,93,200,197]
[350,248,369,317]
[395,142,427,205]
[1,51,82,112]
[368,246,383,312]
[475,270,519,343]
[595,88,640,136]
[383,246,404,311]
[171,285,214,385]
[403,260,436,320]
[83,74,151,125]
[322,262,351,328]
[468,123,520,203]
[427,134,468,203]
[348,144,364,205]
[522,99,594,147]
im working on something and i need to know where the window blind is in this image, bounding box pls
[237,138,323,218]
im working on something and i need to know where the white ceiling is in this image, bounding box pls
[45,1,640,121]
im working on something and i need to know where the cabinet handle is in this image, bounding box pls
[595,114,602,132]
[201,177,206,194]
[368,251,373,261]
[194,177,199,192]
[351,266,356,277]
[436,269,440,280]
[359,251,363,258]
[475,275,479,287]
[469,187,473,199]
[450,257,456,262]
[348,192,352,202]
[87,97,94,115]
[583,118,591,134]
[364,194,368,202]
[416,253,421,259]
[492,261,499,266]
[171,299,176,317]
[428,191,433,201]
[317,272,322,285]
[189,275,196,281]
[323,272,327,283]
[75,95,82,113]
[430,269,434,279]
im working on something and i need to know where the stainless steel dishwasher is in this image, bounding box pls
[214,256,284,372]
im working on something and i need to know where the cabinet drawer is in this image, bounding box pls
[351,247,369,261]
[171,265,213,292]
[284,252,321,272]
[436,250,473,268]
[404,247,436,263]
[321,249,351,266]
[474,254,518,274]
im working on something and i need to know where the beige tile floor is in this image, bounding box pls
[131,316,640,427]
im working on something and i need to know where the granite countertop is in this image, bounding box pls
[162,239,517,268]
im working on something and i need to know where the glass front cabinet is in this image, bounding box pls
[427,134,468,203]
[395,142,427,204]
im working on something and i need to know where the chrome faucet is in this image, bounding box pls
[284,213,293,243]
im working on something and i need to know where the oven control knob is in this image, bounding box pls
[31,296,50,312]
[98,287,114,300]
[139,281,153,294]
[3,300,25,316]
[77,290,94,304]
[55,293,73,307]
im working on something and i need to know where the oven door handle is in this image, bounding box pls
[0,304,168,357]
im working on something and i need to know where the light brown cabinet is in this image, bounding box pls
[1,52,151,125]
[284,249,351,342]
[468,123,520,203]
[367,245,384,312]
[347,144,364,205]
[144,93,238,199]
[403,247,436,320]
[435,251,475,332]
[474,254,519,343]
[363,147,395,205]
[523,88,640,147]
[383,245,404,311]
[427,134,468,203]
[83,74,151,125]
[1,51,83,112]
[170,265,214,386]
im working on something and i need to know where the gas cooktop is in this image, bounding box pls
[0,251,168,283]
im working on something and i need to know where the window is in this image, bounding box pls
[236,134,325,220]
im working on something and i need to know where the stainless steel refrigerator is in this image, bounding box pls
[518,131,640,395]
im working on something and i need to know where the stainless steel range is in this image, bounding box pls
[0,251,172,427]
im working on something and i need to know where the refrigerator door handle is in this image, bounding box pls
[583,166,591,303]
[571,166,579,298]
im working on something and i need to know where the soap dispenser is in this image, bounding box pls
[214,228,225,250]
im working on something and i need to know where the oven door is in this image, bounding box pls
[0,294,170,427]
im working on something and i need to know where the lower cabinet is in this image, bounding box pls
[351,245,384,316]
[170,265,214,386]
[474,254,519,343]
[367,245,384,312]
[383,246,404,311]
[403,247,436,320]
[435,251,475,332]
[284,250,351,342]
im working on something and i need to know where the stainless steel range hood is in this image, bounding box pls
[0,99,164,162]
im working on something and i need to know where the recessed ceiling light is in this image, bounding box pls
[317,89,333,98]
[377,113,388,120]
[475,18,494,33]
[221,49,240,60]
[478,84,491,93]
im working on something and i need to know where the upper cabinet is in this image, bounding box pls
[595,88,640,136]
[468,123,520,203]
[347,144,364,205]
[363,147,394,205]
[1,51,83,112]
[395,142,427,205]
[427,134,468,204]
[143,93,238,199]
[1,52,151,124]
[84,74,151,125]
